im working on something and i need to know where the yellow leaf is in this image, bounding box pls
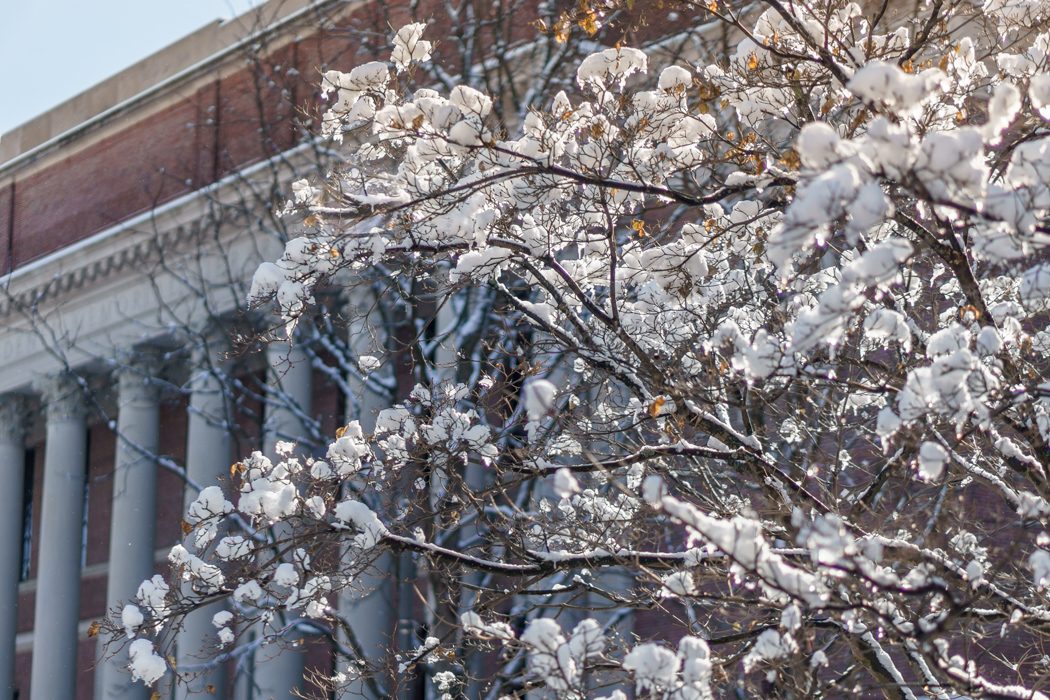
[631,219,647,236]
[707,0,718,11]
[151,693,161,700]
[329,247,341,259]
[697,82,719,101]
[578,11,599,36]
[703,218,717,232]
[959,304,981,322]
[87,620,101,638]
[649,397,666,418]
[303,214,318,227]
[230,461,244,478]
[335,424,349,439]
[553,16,571,43]
[746,53,759,71]
[938,54,949,71]
[901,59,914,74]
[778,149,801,170]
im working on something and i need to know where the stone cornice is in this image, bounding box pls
[0,0,351,176]
[0,140,317,321]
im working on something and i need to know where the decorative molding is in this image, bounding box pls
[34,372,88,423]
[0,394,27,444]
[116,348,165,405]
[0,137,320,322]
[0,223,197,319]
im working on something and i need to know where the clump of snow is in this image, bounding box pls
[661,570,697,597]
[273,562,299,587]
[215,536,253,560]
[577,47,648,91]
[136,575,170,618]
[121,604,143,638]
[1031,74,1050,119]
[1031,549,1050,588]
[185,486,232,525]
[553,468,580,498]
[743,629,796,671]
[358,355,381,373]
[658,65,693,91]
[982,83,1021,144]
[327,422,372,476]
[917,442,948,481]
[847,61,944,114]
[623,643,678,694]
[523,379,557,422]
[797,122,841,168]
[391,23,432,73]
[334,499,387,549]
[128,639,166,685]
[233,580,263,603]
[1021,264,1050,310]
[461,610,516,639]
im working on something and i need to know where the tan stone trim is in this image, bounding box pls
[0,0,359,179]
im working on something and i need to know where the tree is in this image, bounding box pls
[104,0,1050,698]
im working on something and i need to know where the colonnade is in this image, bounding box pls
[0,332,383,699]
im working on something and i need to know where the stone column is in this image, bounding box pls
[338,289,395,700]
[249,338,312,699]
[97,354,162,700]
[176,344,231,700]
[0,395,26,697]
[30,373,89,699]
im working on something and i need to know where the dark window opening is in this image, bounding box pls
[80,430,91,569]
[19,447,34,582]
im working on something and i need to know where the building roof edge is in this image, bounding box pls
[0,0,343,174]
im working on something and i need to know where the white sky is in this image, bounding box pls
[0,0,265,134]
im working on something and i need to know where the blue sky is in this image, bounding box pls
[0,0,264,134]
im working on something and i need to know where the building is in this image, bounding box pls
[0,1,409,697]
[0,0,692,696]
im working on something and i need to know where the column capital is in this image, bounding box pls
[0,395,27,445]
[35,372,88,423]
[117,349,164,404]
